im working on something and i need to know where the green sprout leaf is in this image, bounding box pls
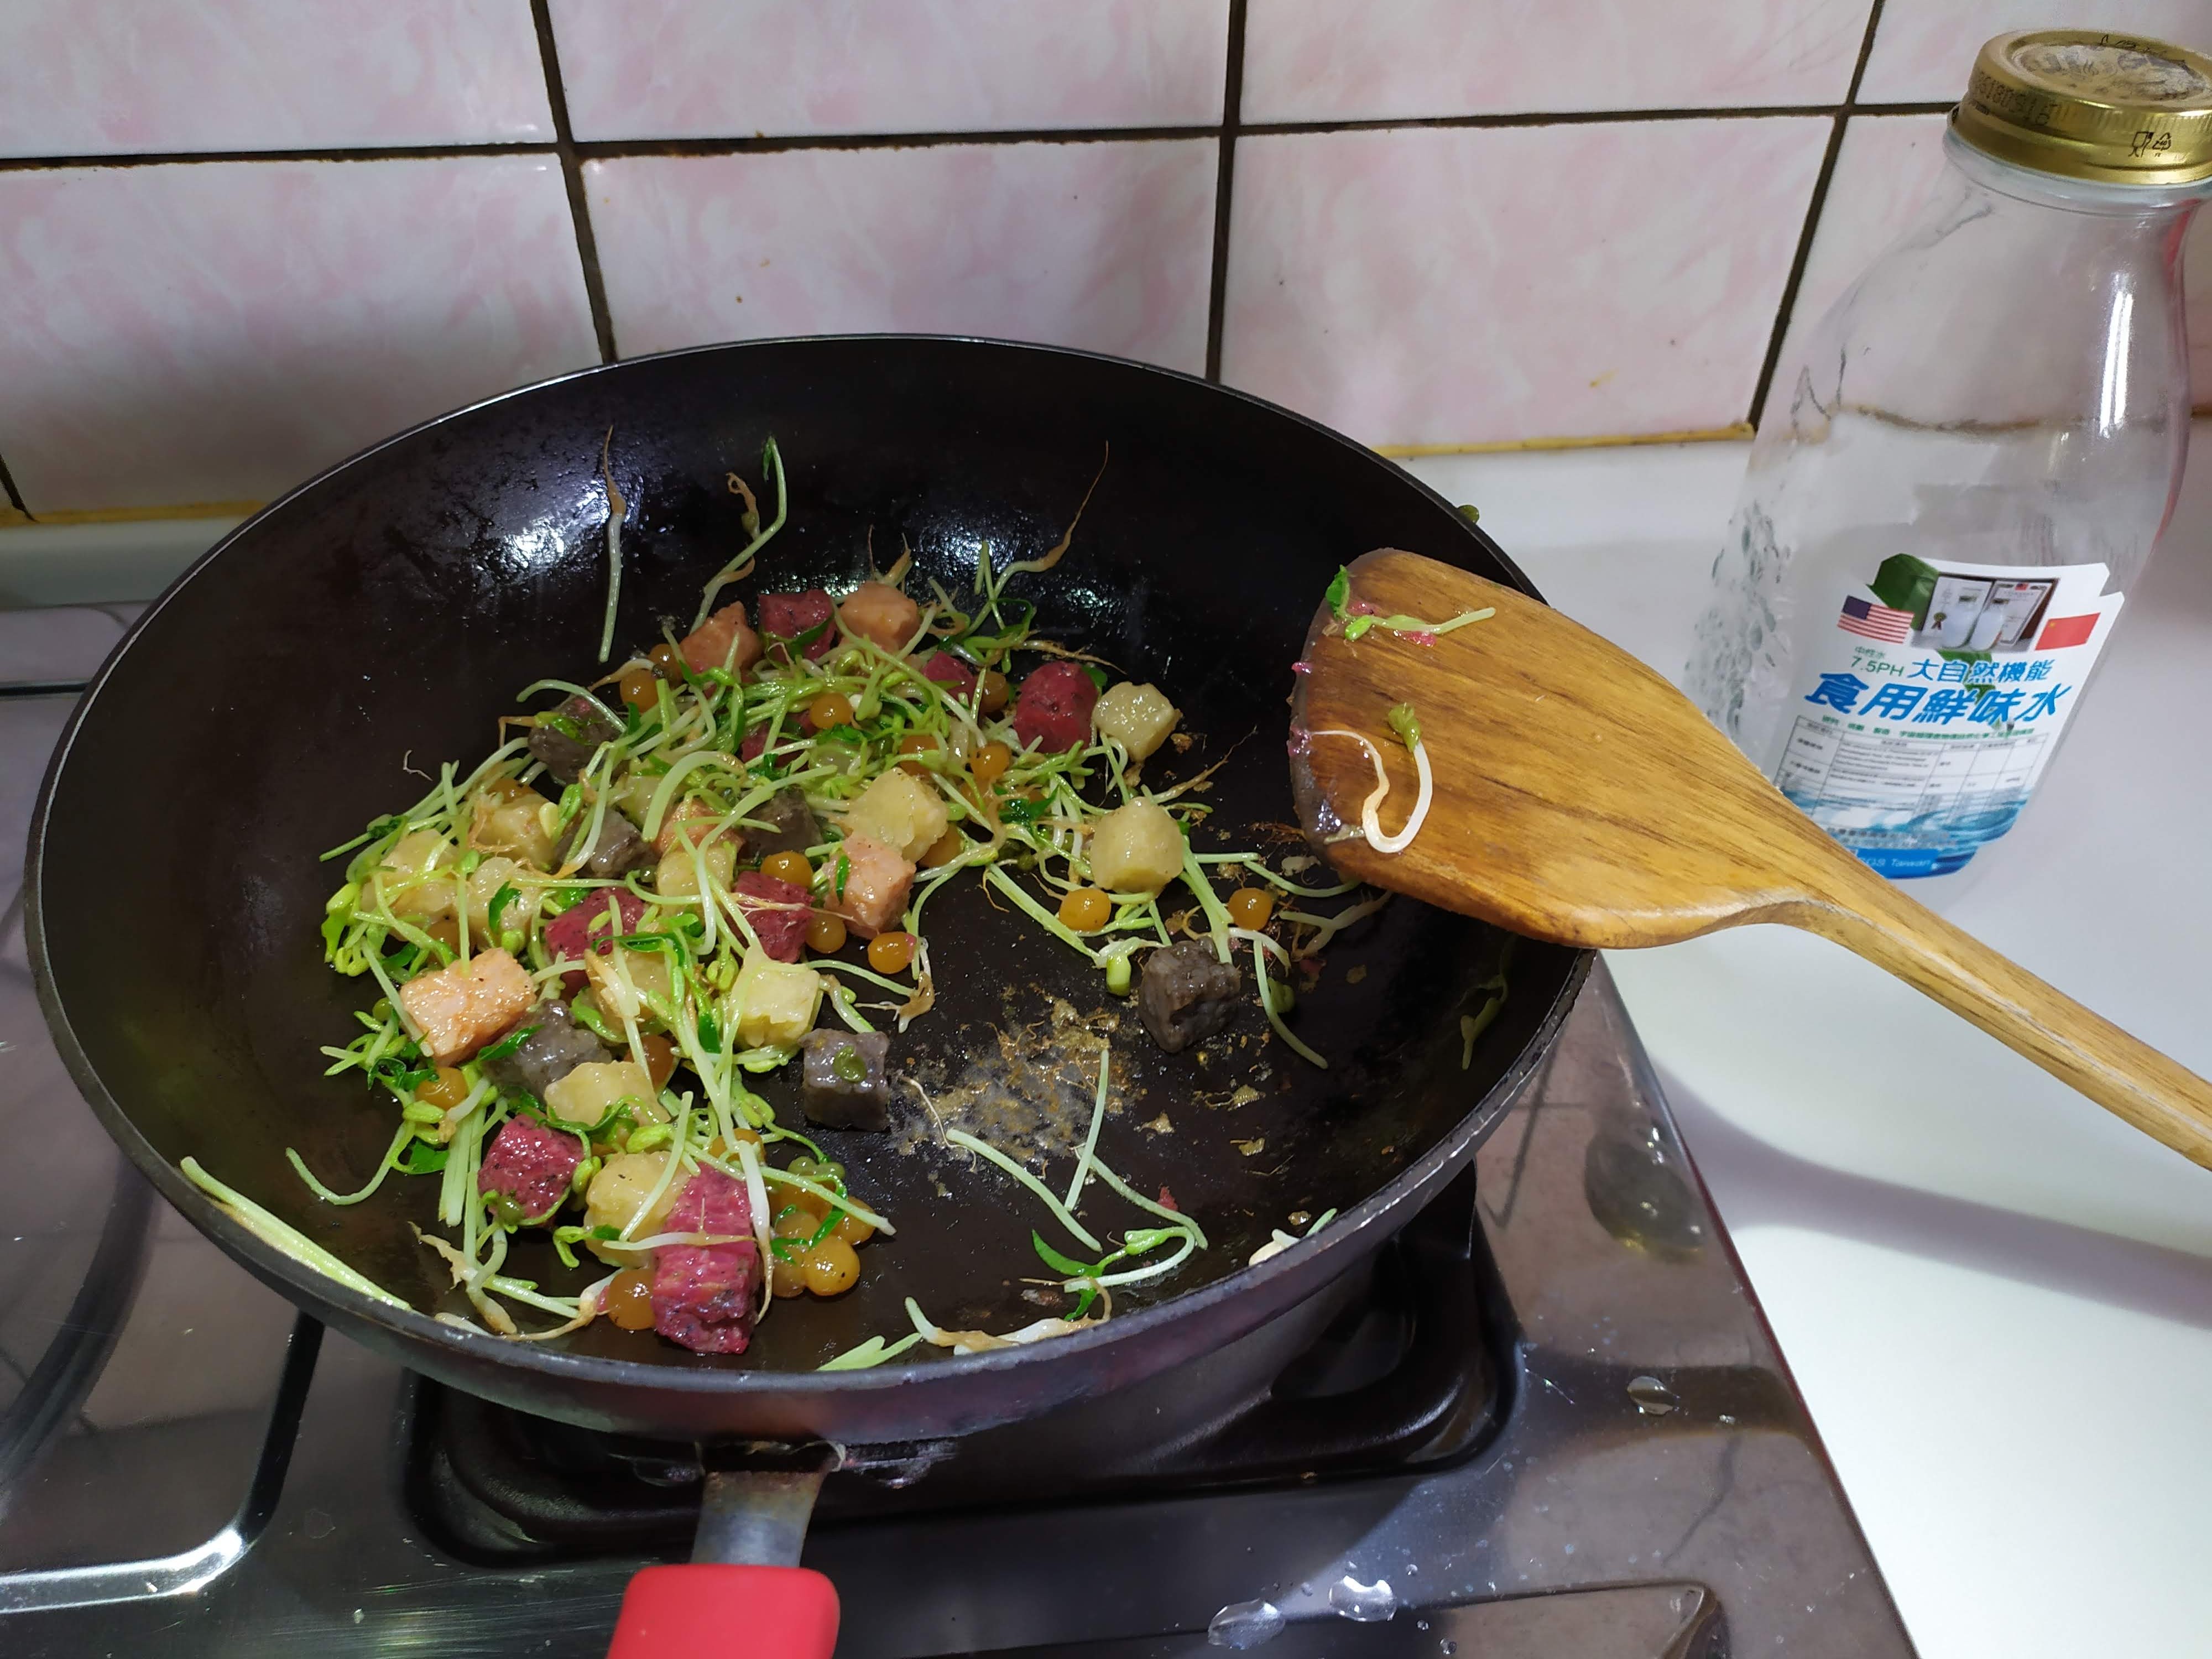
[397,1141,450,1176]
[1031,1230,1099,1278]
[477,1024,539,1063]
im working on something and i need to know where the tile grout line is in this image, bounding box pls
[0,104,1962,175]
[0,141,560,170]
[1744,0,1895,431]
[530,0,618,364]
[1203,0,1249,383]
[1238,101,1948,135]
[573,125,1222,158]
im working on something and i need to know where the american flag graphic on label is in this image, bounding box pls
[1838,593,1914,643]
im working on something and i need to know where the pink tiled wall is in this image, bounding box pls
[0,0,2206,519]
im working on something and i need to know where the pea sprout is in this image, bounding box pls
[597,428,626,665]
[1323,564,1493,642]
[184,1158,412,1311]
[1305,716,1434,855]
[293,434,1396,1354]
[819,1332,924,1371]
[1062,1045,1112,1212]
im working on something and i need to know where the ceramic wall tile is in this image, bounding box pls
[1220,118,1830,447]
[0,1,549,158]
[550,0,1228,140]
[1241,0,1869,122]
[1859,0,2212,104]
[0,159,598,514]
[1771,112,1952,379]
[1775,113,2212,407]
[587,141,1218,371]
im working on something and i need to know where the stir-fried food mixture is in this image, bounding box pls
[182,442,1397,1366]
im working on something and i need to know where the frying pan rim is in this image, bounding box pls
[25,332,1592,1403]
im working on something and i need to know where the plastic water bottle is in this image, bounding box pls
[1687,29,2212,881]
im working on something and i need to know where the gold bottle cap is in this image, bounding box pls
[1953,29,2212,185]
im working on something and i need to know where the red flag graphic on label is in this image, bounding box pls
[2036,614,2098,650]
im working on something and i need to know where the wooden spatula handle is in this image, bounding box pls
[1792,873,2212,1170]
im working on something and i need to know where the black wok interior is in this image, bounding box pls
[32,338,1581,1409]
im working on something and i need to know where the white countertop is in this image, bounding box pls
[1405,437,2212,1659]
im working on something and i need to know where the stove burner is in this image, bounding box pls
[409,1170,1505,1563]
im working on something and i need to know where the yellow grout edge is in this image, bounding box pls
[1374,424,1754,458]
[1,499,263,528]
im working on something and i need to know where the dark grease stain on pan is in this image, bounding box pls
[30,338,1585,1436]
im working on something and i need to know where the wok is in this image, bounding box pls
[28,336,1586,1644]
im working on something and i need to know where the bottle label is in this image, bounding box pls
[1772,552,2122,878]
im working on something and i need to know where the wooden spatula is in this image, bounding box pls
[1291,548,2212,1170]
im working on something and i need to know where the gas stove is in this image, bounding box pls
[0,615,1913,1658]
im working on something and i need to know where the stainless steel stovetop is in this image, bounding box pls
[0,612,1914,1658]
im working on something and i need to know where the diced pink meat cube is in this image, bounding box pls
[544,889,649,993]
[758,590,837,661]
[920,652,977,700]
[478,1116,583,1222]
[1013,660,1098,752]
[679,601,761,676]
[651,1167,760,1354]
[838,581,921,654]
[398,948,536,1066]
[732,870,811,962]
[826,832,914,941]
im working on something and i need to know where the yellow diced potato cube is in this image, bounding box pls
[655,799,728,858]
[472,785,557,869]
[727,948,825,1047]
[585,947,676,1024]
[464,857,526,938]
[1093,682,1181,761]
[842,770,949,863]
[543,1059,659,1129]
[655,836,737,901]
[582,1152,689,1264]
[1088,800,1184,895]
[367,829,458,921]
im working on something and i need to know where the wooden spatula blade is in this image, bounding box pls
[1290,549,1838,949]
[1289,546,2212,1172]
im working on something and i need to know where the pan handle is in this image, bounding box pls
[607,1563,839,1658]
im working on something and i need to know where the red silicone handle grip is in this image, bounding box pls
[607,1564,840,1659]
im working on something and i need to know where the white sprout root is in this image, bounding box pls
[905,1296,1094,1353]
[1306,728,1433,853]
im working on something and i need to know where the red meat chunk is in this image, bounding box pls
[920,651,977,700]
[732,870,811,962]
[544,888,649,993]
[757,590,837,661]
[1013,660,1098,752]
[477,1117,582,1223]
[651,1167,760,1354]
[740,728,768,763]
